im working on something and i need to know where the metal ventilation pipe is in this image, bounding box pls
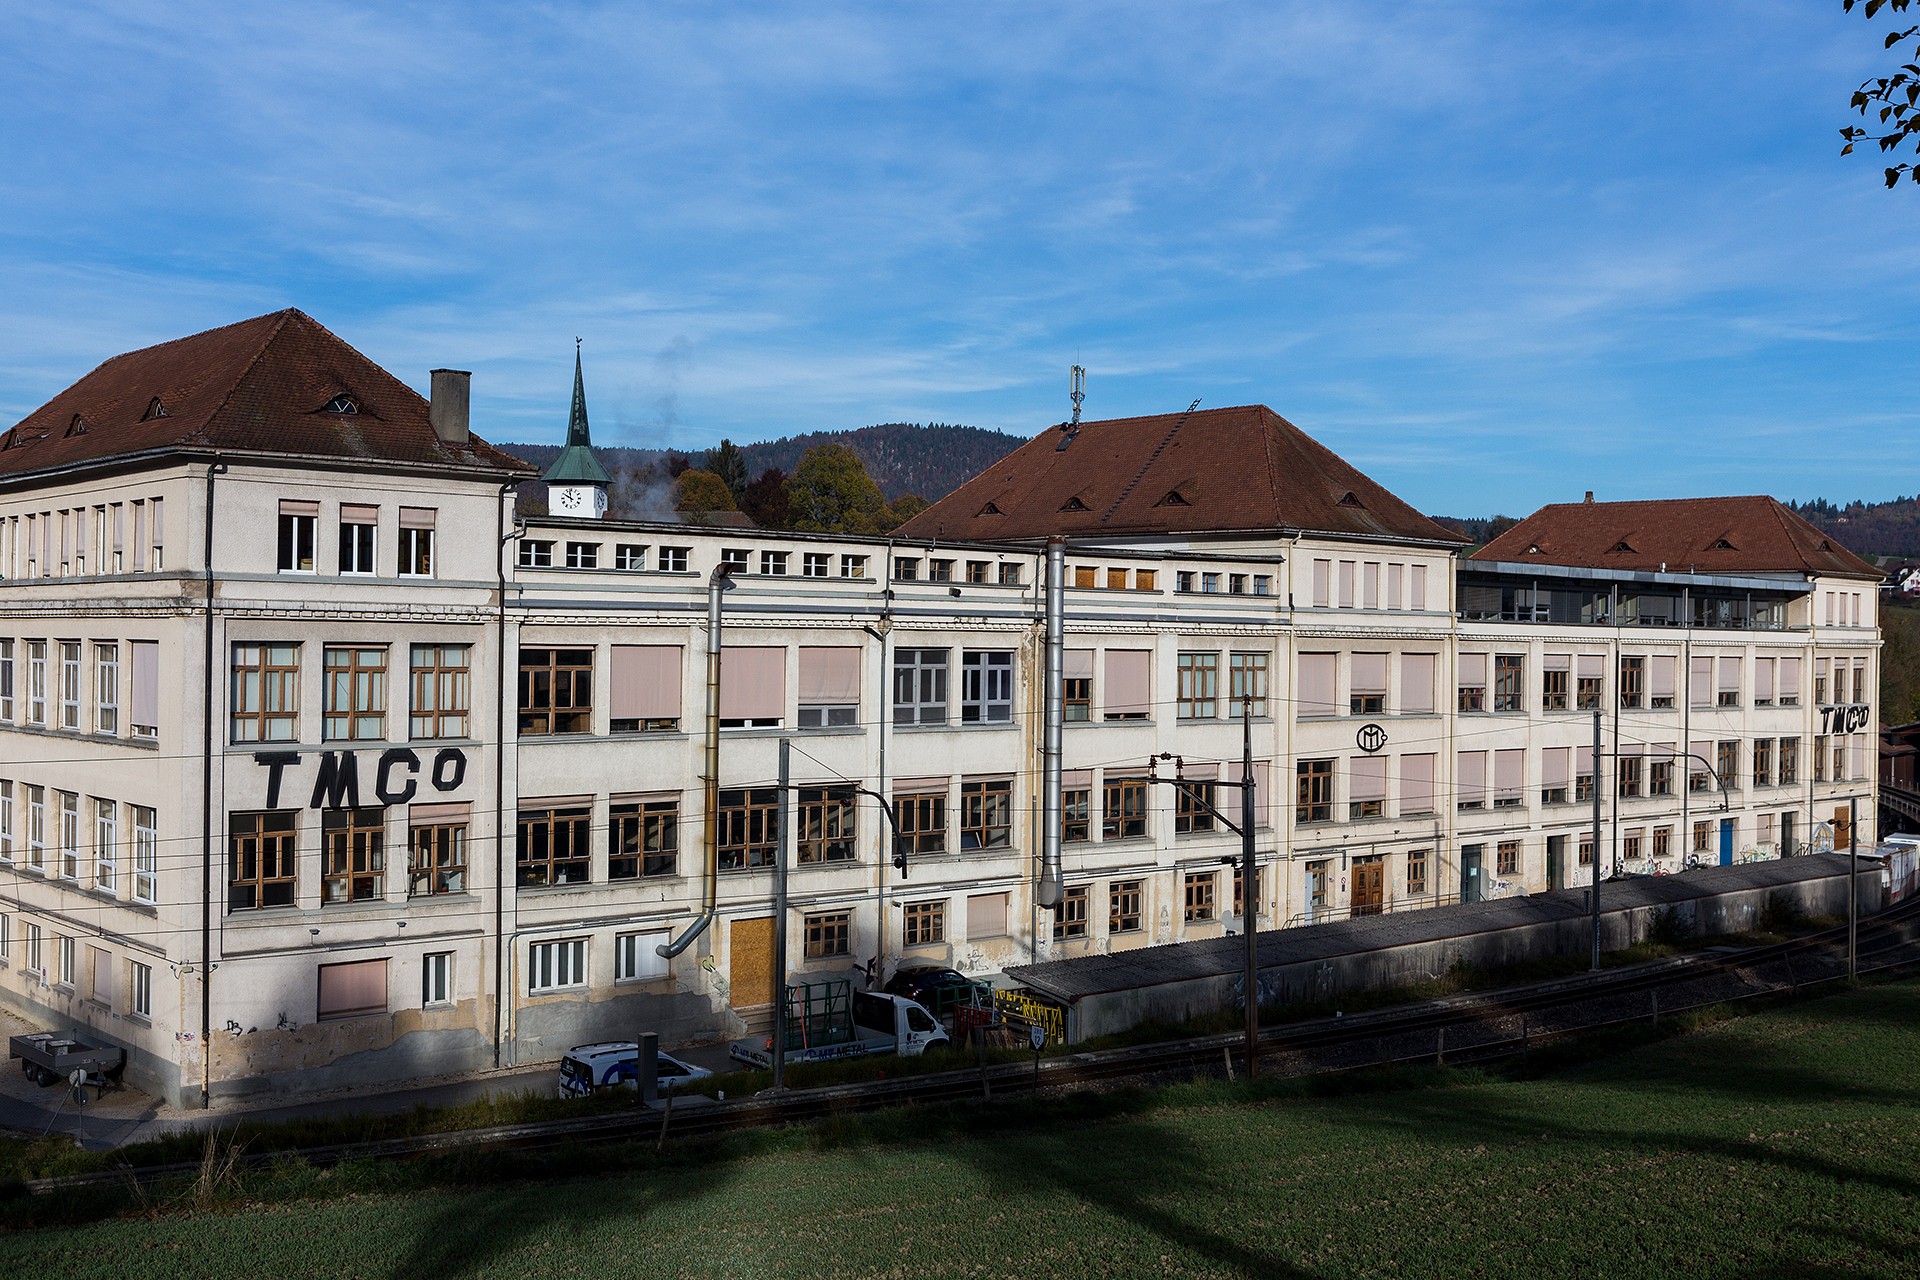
[1038,537,1065,908]
[659,562,736,958]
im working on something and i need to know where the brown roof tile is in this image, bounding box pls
[1,309,533,480]
[1472,496,1878,579]
[896,404,1466,545]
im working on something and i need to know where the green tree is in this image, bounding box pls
[881,493,929,531]
[741,467,793,529]
[674,468,737,517]
[703,439,749,500]
[1842,0,1920,185]
[1881,603,1920,723]
[787,445,886,534]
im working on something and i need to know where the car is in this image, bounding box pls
[556,1042,714,1099]
[882,965,980,1011]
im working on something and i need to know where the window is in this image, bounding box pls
[26,640,45,726]
[528,939,587,993]
[1228,573,1247,594]
[1229,652,1269,717]
[517,805,590,886]
[1576,748,1595,802]
[615,544,647,570]
[1201,572,1221,593]
[805,912,852,959]
[718,788,779,870]
[59,641,80,729]
[1542,664,1569,711]
[1104,568,1128,590]
[423,952,453,1006]
[658,546,689,572]
[131,960,152,1019]
[27,786,44,871]
[1457,655,1486,713]
[231,644,300,742]
[1350,756,1387,819]
[1717,657,1742,708]
[1619,657,1644,709]
[1053,885,1089,939]
[1074,565,1097,589]
[339,508,376,574]
[1252,574,1270,595]
[1497,841,1519,876]
[895,556,921,581]
[610,800,677,878]
[93,799,116,893]
[26,923,40,975]
[1580,835,1595,866]
[229,811,297,910]
[1407,849,1429,897]
[997,562,1022,586]
[802,552,830,578]
[1651,656,1677,709]
[1103,649,1151,721]
[1493,655,1523,712]
[961,779,1012,850]
[1717,741,1739,791]
[324,646,388,741]
[1650,754,1674,796]
[410,644,470,739]
[893,648,948,726]
[1062,788,1089,843]
[519,648,593,735]
[95,643,118,735]
[797,787,857,863]
[1780,738,1799,785]
[1654,826,1672,860]
[518,539,554,568]
[1814,735,1829,783]
[1576,657,1603,710]
[1102,779,1147,839]
[565,541,598,569]
[929,558,955,582]
[277,503,316,572]
[961,651,1014,724]
[1064,652,1092,722]
[58,935,75,987]
[0,781,12,862]
[966,560,990,584]
[1296,759,1333,823]
[1176,779,1217,833]
[1177,652,1219,719]
[895,791,947,855]
[720,548,750,574]
[1109,880,1143,933]
[1350,653,1387,716]
[1184,872,1217,922]
[1176,571,1195,593]
[321,808,386,903]
[0,639,13,720]
[409,823,467,895]
[1754,738,1773,788]
[58,791,78,880]
[903,901,946,946]
[1617,753,1642,799]
[1693,821,1710,853]
[616,933,668,982]
[841,555,867,578]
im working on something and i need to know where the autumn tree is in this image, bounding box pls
[703,439,750,500]
[741,467,793,529]
[1842,0,1920,185]
[787,445,887,534]
[674,468,737,518]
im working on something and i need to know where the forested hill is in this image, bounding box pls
[1786,497,1920,561]
[496,422,1026,501]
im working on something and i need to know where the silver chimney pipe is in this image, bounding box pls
[1038,536,1065,908]
[659,561,735,958]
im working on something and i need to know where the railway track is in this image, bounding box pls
[22,894,1920,1197]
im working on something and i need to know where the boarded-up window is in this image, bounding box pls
[966,892,1009,938]
[317,958,388,1019]
[611,646,682,728]
[720,647,785,724]
[1103,649,1151,719]
[1400,654,1435,714]
[1298,653,1337,717]
[1399,753,1435,815]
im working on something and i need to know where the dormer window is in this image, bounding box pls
[65,414,88,438]
[323,395,359,415]
[978,501,1003,517]
[1710,538,1736,551]
[142,398,169,421]
[1155,490,1190,507]
[1059,496,1089,513]
[1336,491,1364,508]
[1527,544,1544,555]
[1608,539,1635,553]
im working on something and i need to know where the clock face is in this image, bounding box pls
[556,487,581,511]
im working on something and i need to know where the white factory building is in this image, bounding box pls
[0,312,1882,1106]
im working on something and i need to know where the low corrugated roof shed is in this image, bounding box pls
[1,309,533,480]
[1473,495,1877,580]
[895,404,1468,545]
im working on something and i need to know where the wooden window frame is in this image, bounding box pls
[610,800,677,879]
[1053,885,1088,939]
[894,792,947,855]
[1101,779,1147,839]
[230,643,300,743]
[323,645,388,742]
[1295,759,1334,824]
[797,787,857,864]
[410,644,471,740]
[804,911,851,959]
[718,788,779,871]
[1229,651,1269,717]
[516,805,591,887]
[409,823,467,896]
[1108,879,1143,933]
[1176,652,1219,719]
[518,647,593,735]
[903,900,946,946]
[228,810,297,910]
[321,807,386,904]
[960,779,1012,850]
[1183,871,1216,922]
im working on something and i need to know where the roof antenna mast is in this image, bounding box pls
[1057,365,1087,452]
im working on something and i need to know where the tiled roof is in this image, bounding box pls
[0,309,534,481]
[894,404,1468,545]
[1472,496,1879,580]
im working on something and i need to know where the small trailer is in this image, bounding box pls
[729,980,949,1069]
[10,1030,125,1094]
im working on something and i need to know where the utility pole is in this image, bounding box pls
[1241,695,1258,1080]
[1590,709,1603,970]
[1848,794,1859,980]
[773,737,791,1090]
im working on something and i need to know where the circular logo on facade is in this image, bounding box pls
[1356,723,1388,754]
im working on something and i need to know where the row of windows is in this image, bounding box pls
[1173,570,1270,596]
[898,556,1020,585]
[0,638,158,739]
[1070,565,1157,592]
[277,502,436,577]
[228,807,473,909]
[1310,558,1432,612]
[0,782,158,904]
[231,643,469,743]
[0,498,166,580]
[1456,580,1791,631]
[0,915,154,1020]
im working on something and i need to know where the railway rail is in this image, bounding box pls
[21,894,1920,1197]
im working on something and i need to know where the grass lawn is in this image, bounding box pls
[4,979,1918,1279]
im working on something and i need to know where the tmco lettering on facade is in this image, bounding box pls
[1818,703,1872,734]
[254,747,470,810]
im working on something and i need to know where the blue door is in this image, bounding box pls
[1719,818,1735,866]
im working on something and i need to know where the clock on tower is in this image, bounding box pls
[540,343,613,519]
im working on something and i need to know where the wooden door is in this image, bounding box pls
[729,917,775,1008]
[1351,858,1384,915]
[1834,806,1853,853]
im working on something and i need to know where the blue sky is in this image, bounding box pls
[2,1,1915,515]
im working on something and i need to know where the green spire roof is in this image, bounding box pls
[541,346,612,486]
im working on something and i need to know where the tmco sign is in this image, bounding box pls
[251,747,469,810]
[1818,704,1872,735]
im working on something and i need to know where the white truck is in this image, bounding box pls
[728,983,949,1069]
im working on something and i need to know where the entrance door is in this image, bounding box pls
[1351,857,1384,916]
[1834,806,1853,853]
[1461,845,1484,904]
[728,917,775,1009]
[1781,812,1797,858]
[1546,835,1567,891]
[1718,819,1735,866]
[1305,861,1329,922]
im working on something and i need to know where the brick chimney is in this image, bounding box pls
[429,369,471,446]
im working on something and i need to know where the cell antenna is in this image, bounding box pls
[1070,365,1086,426]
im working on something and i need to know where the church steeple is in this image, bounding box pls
[541,341,612,516]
